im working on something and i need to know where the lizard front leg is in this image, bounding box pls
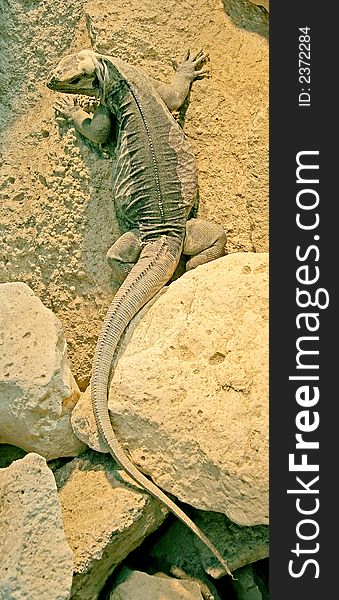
[153,49,209,112]
[54,97,112,144]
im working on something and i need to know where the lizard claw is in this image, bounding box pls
[191,48,204,61]
[182,48,190,62]
[171,58,179,71]
[192,52,209,68]
[194,66,210,80]
[172,49,191,71]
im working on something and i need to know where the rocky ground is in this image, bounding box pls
[0,254,268,599]
[0,0,268,598]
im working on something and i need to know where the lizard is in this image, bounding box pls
[47,49,230,576]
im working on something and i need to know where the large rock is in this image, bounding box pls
[0,453,73,600]
[54,451,168,600]
[72,253,268,525]
[0,283,85,459]
[1,0,268,388]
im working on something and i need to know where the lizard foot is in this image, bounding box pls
[184,218,226,270]
[54,96,79,122]
[106,230,141,284]
[171,49,210,82]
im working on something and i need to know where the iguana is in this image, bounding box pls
[47,49,230,575]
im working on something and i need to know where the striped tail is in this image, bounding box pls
[91,235,232,577]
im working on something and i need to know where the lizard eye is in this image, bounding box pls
[70,76,82,84]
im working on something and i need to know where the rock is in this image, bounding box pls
[0,282,85,459]
[72,253,268,526]
[0,453,73,600]
[54,450,168,600]
[109,568,203,600]
[146,509,268,582]
[1,0,268,388]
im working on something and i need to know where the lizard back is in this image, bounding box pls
[104,57,198,243]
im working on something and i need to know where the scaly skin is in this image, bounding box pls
[47,50,231,577]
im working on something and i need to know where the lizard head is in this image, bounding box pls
[47,50,109,98]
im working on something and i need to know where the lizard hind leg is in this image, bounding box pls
[184,218,227,271]
[106,229,141,285]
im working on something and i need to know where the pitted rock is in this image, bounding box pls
[72,253,268,526]
[0,453,73,600]
[0,282,85,459]
[54,450,168,600]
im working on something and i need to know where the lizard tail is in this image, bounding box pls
[91,235,232,577]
